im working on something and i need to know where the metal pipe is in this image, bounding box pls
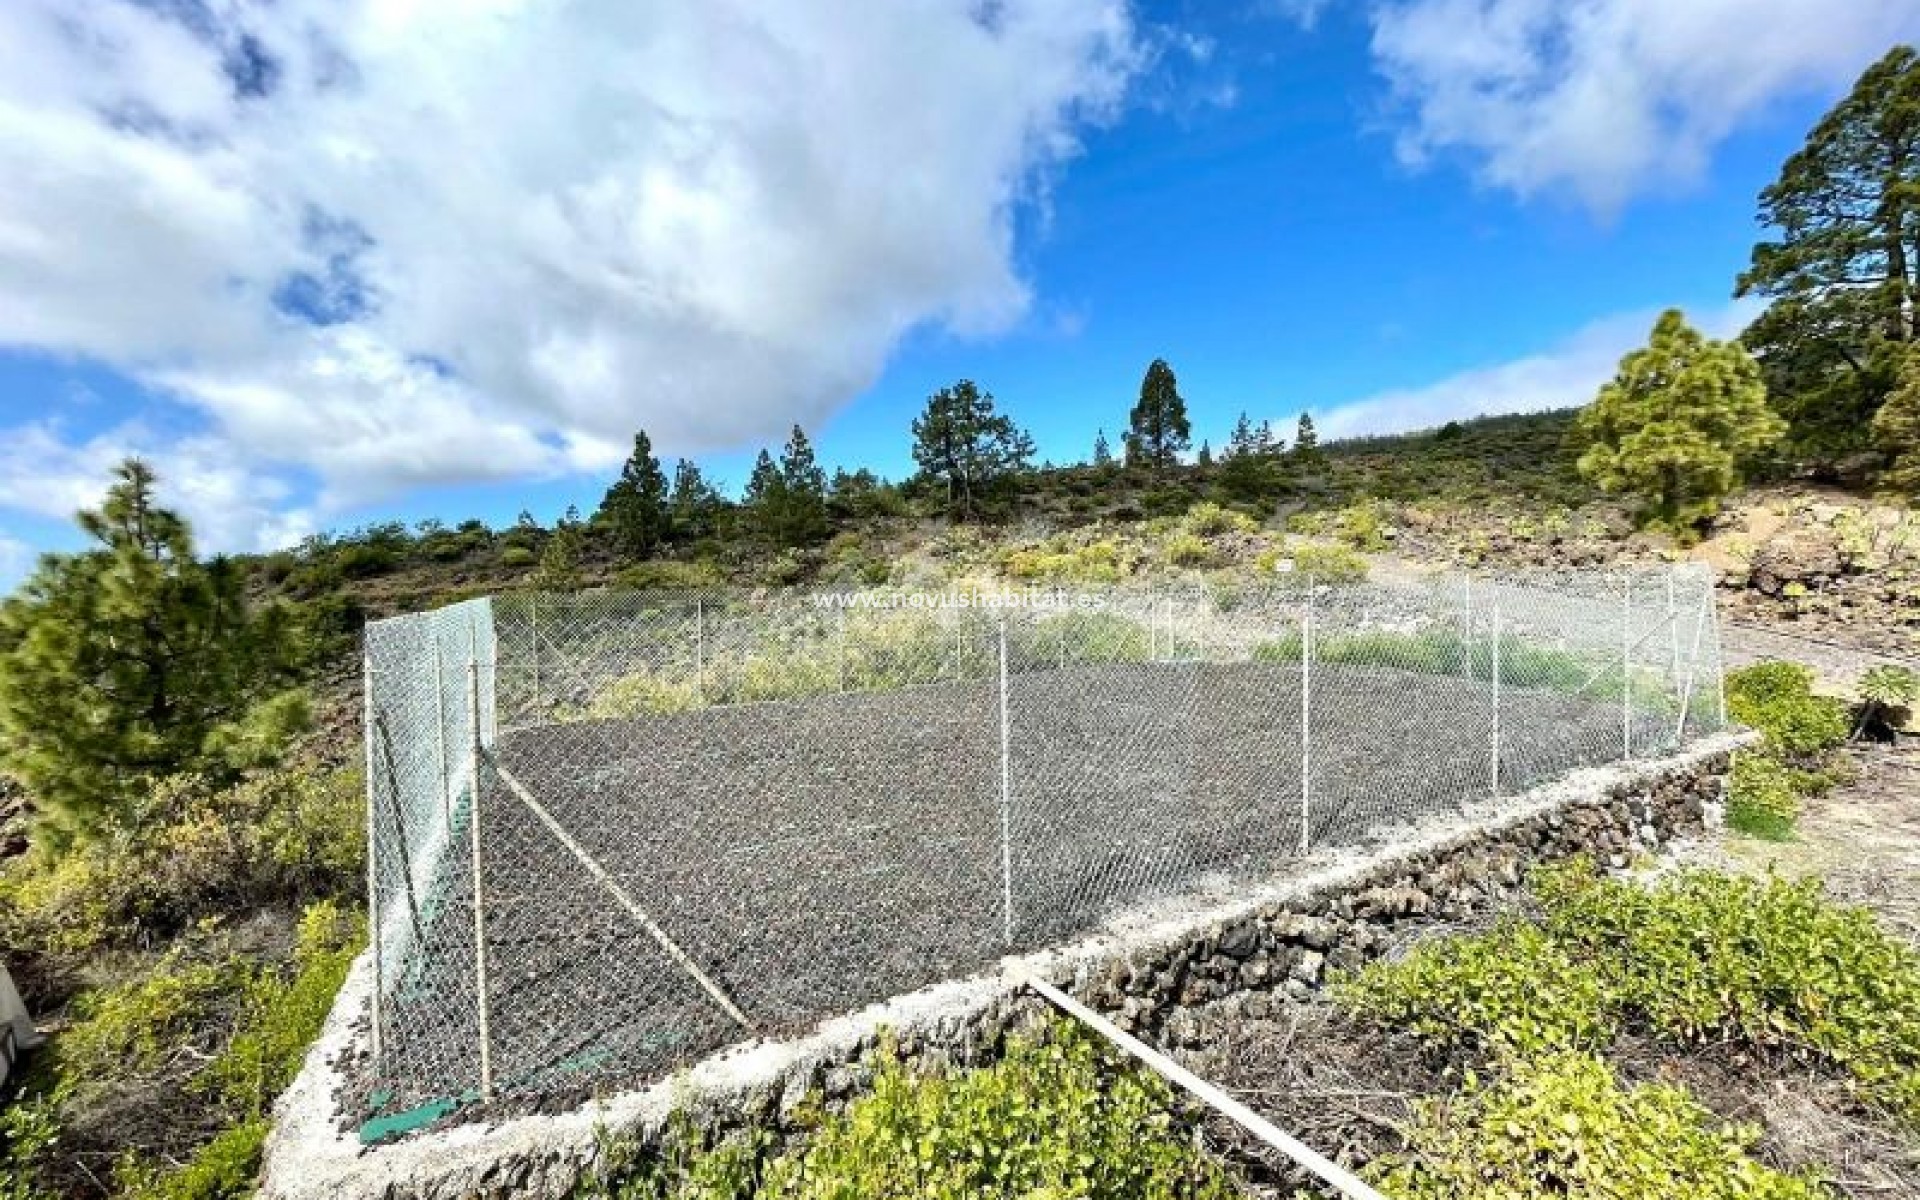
[998,614,1014,945]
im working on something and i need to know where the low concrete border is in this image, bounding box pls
[261,730,1751,1200]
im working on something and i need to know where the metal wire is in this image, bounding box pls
[360,565,1727,1110]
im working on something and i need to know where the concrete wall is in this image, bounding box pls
[261,730,1748,1200]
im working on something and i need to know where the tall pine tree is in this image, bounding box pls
[1293,413,1321,466]
[1573,309,1785,531]
[1124,359,1191,471]
[910,380,1035,521]
[668,459,725,541]
[0,461,308,843]
[745,428,830,546]
[1737,46,1920,458]
[596,431,671,556]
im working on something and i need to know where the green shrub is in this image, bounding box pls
[1537,863,1920,1124]
[0,764,364,959]
[615,561,726,591]
[500,545,538,569]
[1726,752,1799,840]
[1726,662,1849,757]
[59,952,245,1078]
[583,671,706,718]
[1179,501,1256,537]
[1370,1051,1827,1200]
[1163,531,1212,567]
[590,1024,1236,1200]
[1338,922,1612,1059]
[1346,861,1920,1127]
[115,1119,268,1200]
[1290,541,1369,582]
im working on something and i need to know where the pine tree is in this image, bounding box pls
[1293,413,1320,465]
[1092,429,1114,468]
[910,380,1036,521]
[0,461,308,843]
[1738,46,1920,457]
[1573,309,1786,532]
[668,459,725,541]
[1124,359,1191,471]
[1219,412,1283,501]
[596,431,671,557]
[745,428,830,547]
[1873,350,1920,496]
[535,506,585,589]
[778,426,830,544]
[1196,440,1213,467]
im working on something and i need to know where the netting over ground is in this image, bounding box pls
[360,566,1727,1116]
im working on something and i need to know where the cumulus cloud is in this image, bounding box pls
[1370,0,1920,213]
[0,421,315,555]
[1315,299,1763,441]
[0,0,1141,531]
[0,533,31,595]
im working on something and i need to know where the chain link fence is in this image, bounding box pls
[359,565,1727,1116]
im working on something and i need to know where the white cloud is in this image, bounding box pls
[1315,299,1763,440]
[0,0,1141,526]
[0,421,315,555]
[1370,0,1920,213]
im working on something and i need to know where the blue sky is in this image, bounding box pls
[1,0,1916,591]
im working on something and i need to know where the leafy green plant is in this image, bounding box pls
[1370,1051,1827,1200]
[1289,541,1369,582]
[1337,922,1612,1059]
[588,1024,1237,1200]
[1726,662,1850,756]
[1726,752,1799,841]
[1853,664,1917,739]
[1179,501,1256,538]
[1537,863,1920,1124]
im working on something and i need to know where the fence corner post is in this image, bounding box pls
[997,613,1014,946]
[466,631,496,1101]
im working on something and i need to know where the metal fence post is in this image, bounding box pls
[695,597,706,701]
[362,647,385,1070]
[997,614,1014,946]
[531,595,540,715]
[1490,590,1502,797]
[466,631,496,1100]
[432,637,453,839]
[838,605,849,693]
[1621,574,1633,761]
[1298,584,1313,856]
[1666,567,1682,694]
[1709,591,1728,729]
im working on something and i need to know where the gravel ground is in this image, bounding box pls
[357,661,1676,1116]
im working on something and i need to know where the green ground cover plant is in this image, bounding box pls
[582,1023,1237,1200]
[1339,861,1920,1127]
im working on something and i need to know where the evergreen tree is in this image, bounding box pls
[1573,309,1786,531]
[0,461,308,843]
[668,459,725,542]
[745,428,830,546]
[1124,359,1191,471]
[1196,440,1213,467]
[596,432,671,556]
[910,380,1036,521]
[1873,350,1920,496]
[1219,412,1283,501]
[534,506,585,589]
[1293,413,1321,465]
[1737,46,1920,457]
[1092,429,1114,468]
